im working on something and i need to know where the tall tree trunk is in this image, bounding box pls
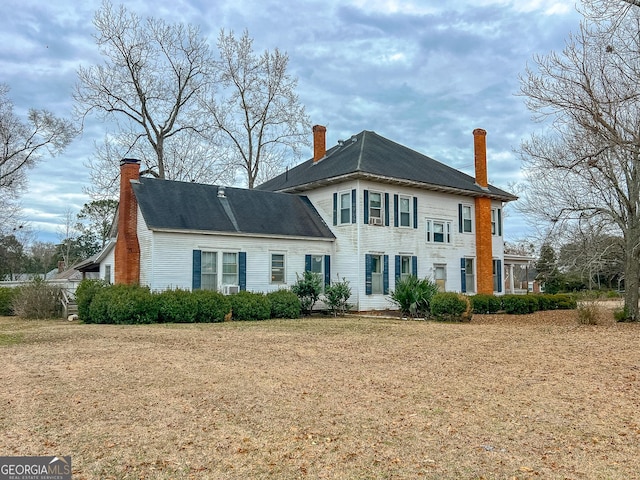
[623,228,640,321]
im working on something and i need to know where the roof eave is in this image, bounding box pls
[146,227,336,241]
[275,172,518,202]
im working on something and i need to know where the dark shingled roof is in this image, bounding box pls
[131,177,335,239]
[257,130,517,202]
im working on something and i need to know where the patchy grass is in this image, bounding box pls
[0,312,639,479]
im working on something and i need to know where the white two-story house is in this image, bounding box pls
[88,125,517,311]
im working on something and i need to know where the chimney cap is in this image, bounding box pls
[120,158,141,166]
[472,128,487,136]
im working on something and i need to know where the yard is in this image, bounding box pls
[0,309,639,479]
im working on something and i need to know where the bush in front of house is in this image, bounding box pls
[324,277,352,317]
[229,290,271,321]
[390,275,439,318]
[470,294,502,314]
[75,279,109,322]
[551,293,577,310]
[267,289,301,319]
[11,278,62,319]
[291,271,322,315]
[501,294,532,314]
[191,289,231,322]
[156,288,199,323]
[430,292,472,322]
[0,287,17,316]
[89,284,159,324]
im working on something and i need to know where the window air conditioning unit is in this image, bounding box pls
[369,217,383,226]
[223,285,239,295]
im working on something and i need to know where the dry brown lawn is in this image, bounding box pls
[1,308,639,480]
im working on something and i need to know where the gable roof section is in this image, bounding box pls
[257,130,517,202]
[131,177,335,240]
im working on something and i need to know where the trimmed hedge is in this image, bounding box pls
[431,292,472,322]
[192,290,231,322]
[88,284,159,324]
[156,288,199,323]
[470,294,502,314]
[229,291,271,321]
[267,289,301,319]
[75,279,108,322]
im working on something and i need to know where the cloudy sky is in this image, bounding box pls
[1,0,582,244]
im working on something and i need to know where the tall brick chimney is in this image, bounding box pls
[115,158,141,285]
[473,128,488,188]
[313,125,327,162]
[472,129,493,295]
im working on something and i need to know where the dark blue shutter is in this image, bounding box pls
[393,194,399,227]
[365,254,372,295]
[395,255,401,283]
[497,208,502,236]
[363,190,369,224]
[324,255,331,287]
[460,258,466,293]
[332,193,337,225]
[351,189,357,223]
[458,204,463,233]
[383,255,389,295]
[384,193,390,226]
[413,197,418,229]
[192,250,202,290]
[239,252,247,291]
[412,256,418,277]
[497,259,502,293]
[305,254,311,272]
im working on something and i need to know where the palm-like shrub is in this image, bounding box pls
[390,276,439,318]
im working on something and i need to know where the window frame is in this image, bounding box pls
[309,254,325,292]
[270,252,286,284]
[434,264,446,292]
[464,258,475,294]
[339,191,351,225]
[399,255,413,281]
[371,254,384,294]
[369,191,383,221]
[399,195,411,227]
[221,252,238,286]
[426,219,452,244]
[462,205,473,233]
[201,251,218,291]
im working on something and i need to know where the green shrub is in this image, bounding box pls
[525,295,540,313]
[192,289,231,322]
[390,275,439,318]
[267,289,301,319]
[75,279,108,322]
[552,294,577,310]
[291,271,322,314]
[535,294,554,311]
[0,287,16,316]
[230,291,271,321]
[614,307,629,322]
[324,278,352,317]
[502,294,531,314]
[470,294,501,314]
[89,284,159,324]
[430,292,471,322]
[11,278,62,319]
[156,288,198,323]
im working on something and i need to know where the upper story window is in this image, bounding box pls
[369,192,382,220]
[399,196,411,227]
[426,220,451,244]
[491,208,502,236]
[340,192,351,224]
[459,204,473,233]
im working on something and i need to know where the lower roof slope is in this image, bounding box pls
[131,177,335,239]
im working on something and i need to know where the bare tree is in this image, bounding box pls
[202,29,311,189]
[518,1,640,320]
[0,84,76,229]
[74,1,220,189]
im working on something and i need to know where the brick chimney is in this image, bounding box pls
[115,158,141,285]
[313,125,327,162]
[473,128,488,188]
[472,129,493,295]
